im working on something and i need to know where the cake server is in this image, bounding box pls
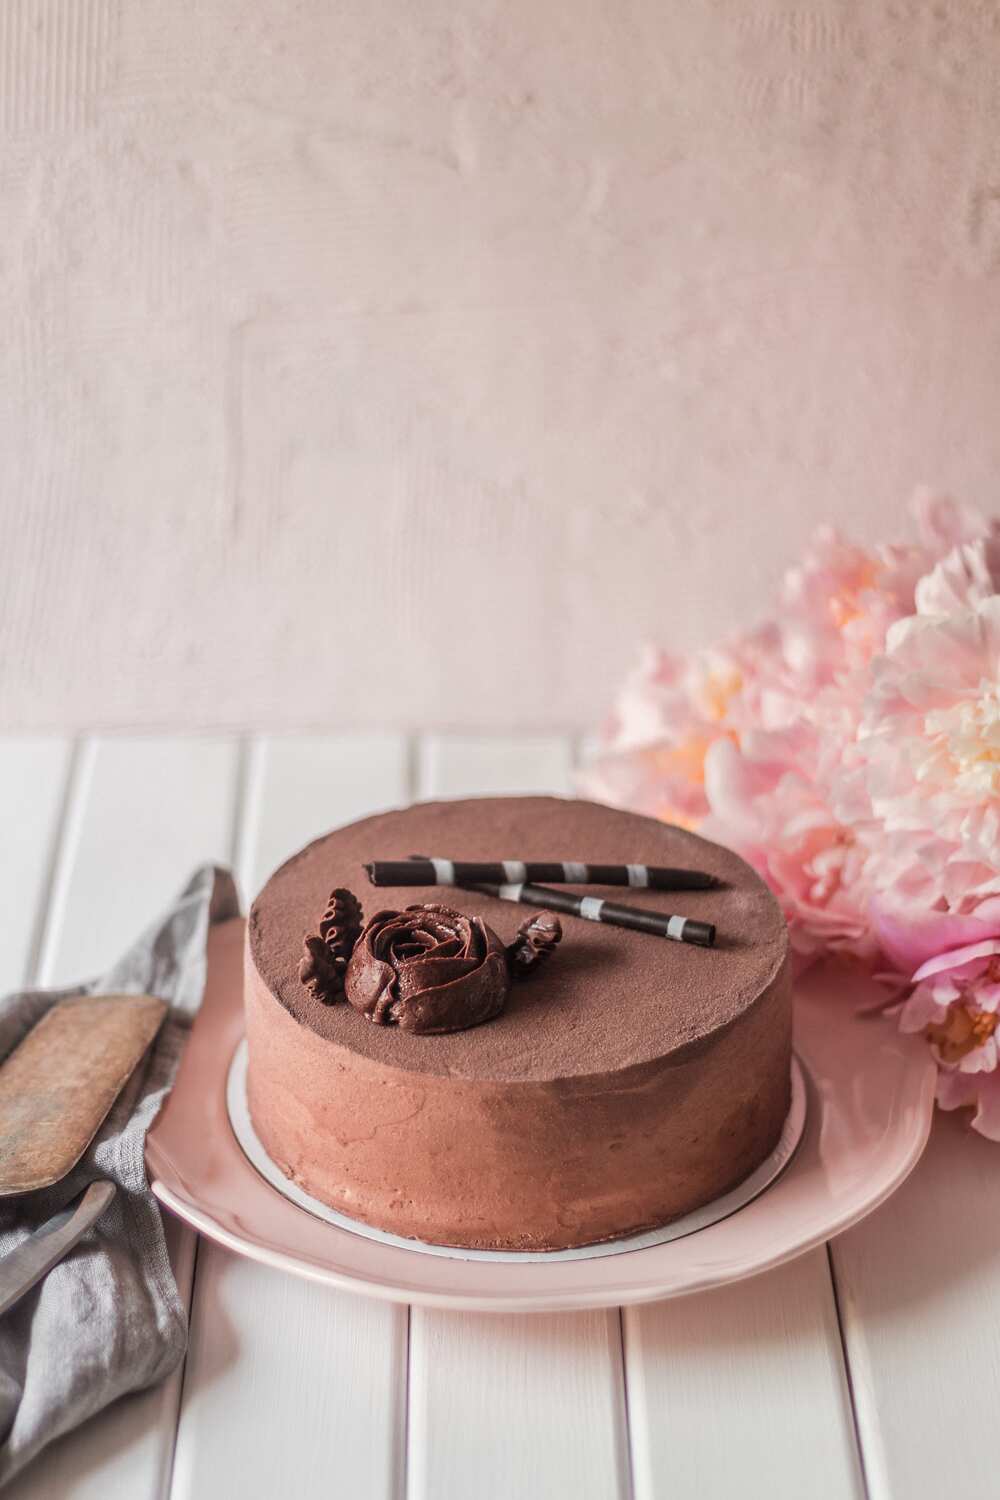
[0,993,167,1196]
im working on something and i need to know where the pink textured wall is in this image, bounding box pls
[2,1,999,730]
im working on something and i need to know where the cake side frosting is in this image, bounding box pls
[244,796,792,1250]
[245,955,790,1249]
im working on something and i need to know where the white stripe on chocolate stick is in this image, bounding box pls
[497,883,525,901]
[502,860,527,883]
[430,858,455,885]
[579,896,605,921]
[626,864,648,888]
[666,914,687,941]
[562,861,588,882]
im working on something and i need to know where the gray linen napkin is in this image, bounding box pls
[0,863,239,1488]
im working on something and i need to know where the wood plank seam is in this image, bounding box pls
[617,1307,636,1500]
[404,733,421,811]
[572,730,597,771]
[825,1243,873,1500]
[161,734,250,1500]
[229,736,259,908]
[401,1305,412,1500]
[34,735,97,987]
[20,737,81,988]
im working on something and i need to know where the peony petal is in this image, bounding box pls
[957,1036,998,1074]
[935,1067,981,1112]
[975,981,1000,1011]
[899,982,949,1032]
[936,1066,1000,1141]
[970,1073,1000,1141]
[911,939,1000,984]
[911,491,989,553]
[916,538,1000,617]
[871,902,1000,976]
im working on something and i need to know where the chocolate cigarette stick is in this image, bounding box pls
[364,858,718,892]
[459,880,716,948]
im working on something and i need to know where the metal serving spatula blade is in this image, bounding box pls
[0,1181,117,1317]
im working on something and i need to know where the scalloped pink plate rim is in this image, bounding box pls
[146,920,937,1312]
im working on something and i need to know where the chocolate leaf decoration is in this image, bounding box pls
[507,911,562,979]
[298,887,364,1004]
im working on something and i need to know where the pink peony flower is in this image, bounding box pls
[859,592,1000,883]
[584,646,722,828]
[779,525,927,685]
[872,897,1000,977]
[915,535,1000,617]
[585,627,792,830]
[581,491,1000,1139]
[896,935,1000,1140]
[702,735,875,962]
[911,490,993,554]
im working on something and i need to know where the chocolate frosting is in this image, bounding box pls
[345,903,511,1033]
[249,796,788,1082]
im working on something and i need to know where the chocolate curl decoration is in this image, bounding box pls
[344,903,511,1034]
[507,911,562,980]
[298,887,364,1004]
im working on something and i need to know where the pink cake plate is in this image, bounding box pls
[146,919,937,1312]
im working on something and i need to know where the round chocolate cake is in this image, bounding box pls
[244,796,792,1251]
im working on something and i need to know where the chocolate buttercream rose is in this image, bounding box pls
[344,903,511,1034]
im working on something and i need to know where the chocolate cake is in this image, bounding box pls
[244,796,792,1251]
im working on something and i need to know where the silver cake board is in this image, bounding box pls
[226,1040,807,1264]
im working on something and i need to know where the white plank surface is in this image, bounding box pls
[6,729,993,1500]
[37,736,240,987]
[417,734,574,800]
[170,1249,408,1500]
[625,1253,864,1500]
[0,737,73,994]
[6,735,241,1500]
[408,1308,631,1500]
[169,734,411,1500]
[235,732,409,896]
[832,1111,1000,1500]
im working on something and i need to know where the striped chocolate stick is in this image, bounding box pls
[364,858,718,892]
[455,879,716,949]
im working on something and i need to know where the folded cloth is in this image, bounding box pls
[0,864,240,1488]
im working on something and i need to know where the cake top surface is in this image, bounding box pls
[248,796,788,1082]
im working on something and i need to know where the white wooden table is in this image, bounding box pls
[4,732,1000,1500]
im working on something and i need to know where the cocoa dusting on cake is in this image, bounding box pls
[298,887,364,1004]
